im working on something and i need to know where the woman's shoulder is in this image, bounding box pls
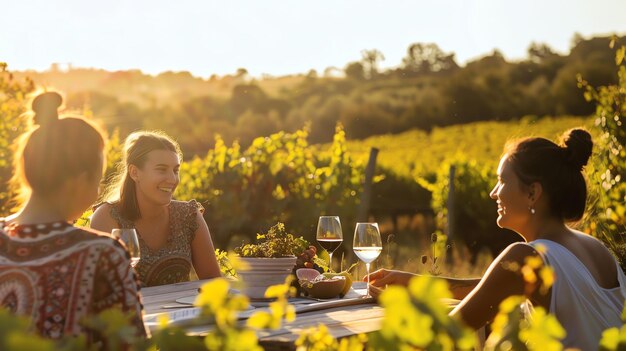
[171,199,204,215]
[575,231,617,262]
[91,202,122,232]
[92,201,119,215]
[575,230,609,248]
[496,242,542,264]
[501,241,539,255]
[170,200,204,236]
[93,201,113,214]
[172,199,203,208]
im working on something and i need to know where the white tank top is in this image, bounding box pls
[531,239,626,350]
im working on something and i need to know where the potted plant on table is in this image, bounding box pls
[234,222,310,298]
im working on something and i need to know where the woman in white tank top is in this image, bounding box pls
[366,128,626,350]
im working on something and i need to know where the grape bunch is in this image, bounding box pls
[292,245,323,296]
[294,245,324,274]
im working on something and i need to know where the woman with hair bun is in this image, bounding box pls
[365,129,626,350]
[90,131,221,287]
[0,92,147,340]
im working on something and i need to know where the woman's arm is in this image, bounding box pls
[366,269,480,300]
[367,243,542,329]
[90,203,117,233]
[449,243,539,329]
[445,278,482,300]
[191,209,222,279]
[92,242,148,337]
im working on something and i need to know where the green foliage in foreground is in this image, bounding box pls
[368,276,476,350]
[0,247,616,350]
[10,275,626,351]
[484,296,565,351]
[599,306,626,350]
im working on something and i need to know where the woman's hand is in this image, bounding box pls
[364,269,416,298]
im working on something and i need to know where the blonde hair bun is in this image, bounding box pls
[32,92,62,127]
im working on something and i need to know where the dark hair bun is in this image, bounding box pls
[562,128,593,171]
[32,92,62,127]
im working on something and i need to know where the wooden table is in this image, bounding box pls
[141,279,385,351]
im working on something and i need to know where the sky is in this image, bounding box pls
[2,0,626,78]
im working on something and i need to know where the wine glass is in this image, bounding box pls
[111,228,141,267]
[353,222,382,298]
[316,216,343,271]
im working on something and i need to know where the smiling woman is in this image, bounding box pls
[90,131,221,287]
[364,128,626,350]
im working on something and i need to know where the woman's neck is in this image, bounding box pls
[522,215,569,242]
[10,193,71,225]
[136,196,169,220]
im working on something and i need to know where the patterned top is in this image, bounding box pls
[0,220,147,340]
[109,200,202,287]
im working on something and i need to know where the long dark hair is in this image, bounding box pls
[504,128,593,222]
[101,131,182,221]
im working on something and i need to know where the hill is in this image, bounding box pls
[7,35,623,153]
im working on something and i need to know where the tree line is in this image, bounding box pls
[10,35,625,156]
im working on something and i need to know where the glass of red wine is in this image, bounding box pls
[316,216,343,272]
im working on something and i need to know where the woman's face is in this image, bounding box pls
[489,154,532,233]
[132,149,180,207]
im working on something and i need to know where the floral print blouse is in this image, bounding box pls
[109,200,202,287]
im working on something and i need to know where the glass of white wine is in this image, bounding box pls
[316,216,343,271]
[111,228,141,267]
[353,222,382,298]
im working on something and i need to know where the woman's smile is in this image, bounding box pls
[158,186,174,193]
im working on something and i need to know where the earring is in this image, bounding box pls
[529,206,536,215]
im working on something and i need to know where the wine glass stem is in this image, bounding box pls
[366,262,371,298]
[328,252,333,272]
